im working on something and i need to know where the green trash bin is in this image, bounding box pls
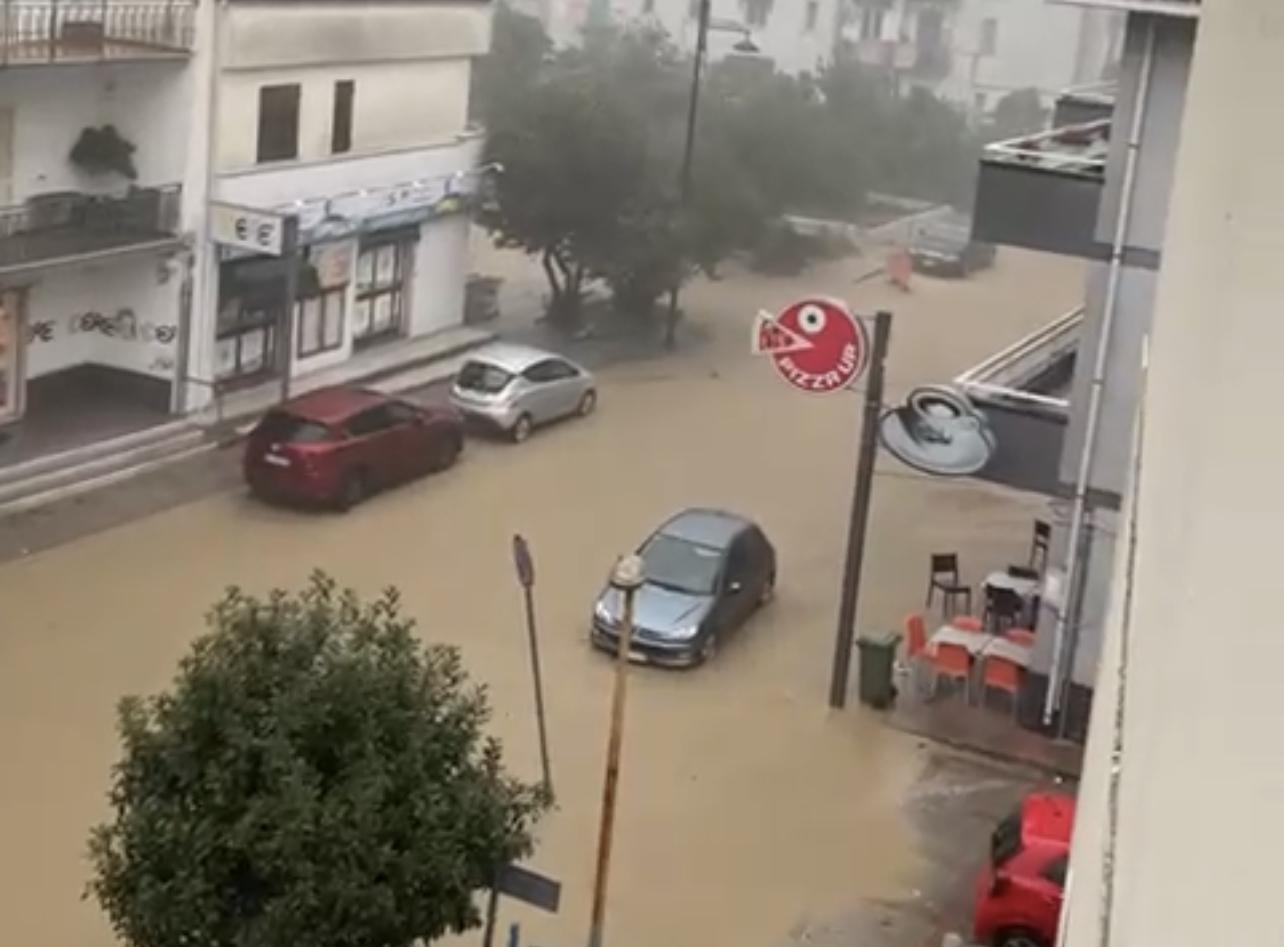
[857,630,902,709]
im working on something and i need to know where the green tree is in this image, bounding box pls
[88,574,547,947]
[470,2,551,126]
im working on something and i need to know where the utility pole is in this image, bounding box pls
[586,554,645,947]
[828,310,893,709]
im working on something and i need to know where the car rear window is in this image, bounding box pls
[458,360,514,394]
[991,810,1024,868]
[255,412,332,444]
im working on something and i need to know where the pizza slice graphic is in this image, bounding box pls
[752,310,814,356]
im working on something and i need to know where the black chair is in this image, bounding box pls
[1007,564,1040,581]
[984,586,1025,634]
[926,553,972,618]
[1029,519,1051,573]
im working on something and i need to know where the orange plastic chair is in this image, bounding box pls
[951,615,984,633]
[982,655,1022,715]
[1004,627,1036,647]
[905,613,929,659]
[931,641,972,701]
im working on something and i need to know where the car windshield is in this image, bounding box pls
[640,534,724,595]
[914,225,969,251]
[458,360,514,394]
[991,810,1024,868]
[255,412,332,444]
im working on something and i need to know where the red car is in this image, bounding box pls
[973,792,1074,947]
[244,387,463,510]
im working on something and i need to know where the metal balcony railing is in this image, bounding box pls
[0,184,182,270]
[983,119,1111,181]
[0,0,195,64]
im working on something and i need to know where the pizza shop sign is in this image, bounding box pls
[752,297,870,393]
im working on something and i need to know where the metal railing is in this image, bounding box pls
[0,184,181,267]
[983,118,1112,179]
[0,0,195,63]
[955,306,1083,412]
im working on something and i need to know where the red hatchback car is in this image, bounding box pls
[244,387,463,510]
[973,792,1074,947]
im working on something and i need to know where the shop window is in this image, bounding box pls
[0,290,18,421]
[216,258,284,383]
[296,289,345,359]
[354,238,412,346]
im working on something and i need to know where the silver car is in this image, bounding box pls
[448,343,596,443]
[591,508,777,667]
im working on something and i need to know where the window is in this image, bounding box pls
[743,0,770,29]
[524,358,577,383]
[347,405,396,438]
[354,239,412,345]
[804,0,818,32]
[643,0,655,13]
[331,80,354,155]
[256,84,300,163]
[457,360,514,394]
[295,288,345,359]
[1040,854,1069,889]
[991,811,1024,868]
[979,17,998,56]
[640,535,723,595]
[860,6,885,41]
[386,401,421,425]
[255,412,333,445]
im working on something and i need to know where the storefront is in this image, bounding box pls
[353,228,416,347]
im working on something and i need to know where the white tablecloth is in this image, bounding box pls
[930,625,1032,667]
[983,571,1041,597]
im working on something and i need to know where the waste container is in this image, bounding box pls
[857,630,902,709]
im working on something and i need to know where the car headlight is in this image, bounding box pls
[594,600,614,625]
[671,624,700,641]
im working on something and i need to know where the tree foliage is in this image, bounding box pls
[88,573,546,947]
[475,9,985,322]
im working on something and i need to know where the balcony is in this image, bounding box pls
[1052,81,1116,127]
[0,0,195,65]
[955,307,1082,496]
[0,185,182,273]
[1050,0,1198,16]
[971,119,1110,259]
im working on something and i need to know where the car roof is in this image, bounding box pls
[276,386,389,424]
[657,508,755,548]
[463,342,565,374]
[1022,793,1075,848]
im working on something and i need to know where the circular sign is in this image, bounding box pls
[753,297,869,394]
[878,385,997,476]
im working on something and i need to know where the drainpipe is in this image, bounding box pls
[1043,15,1157,727]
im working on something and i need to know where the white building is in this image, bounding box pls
[0,0,492,482]
[844,0,1123,116]
[194,0,490,408]
[526,0,844,77]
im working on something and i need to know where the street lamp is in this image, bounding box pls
[662,0,760,349]
[585,554,645,947]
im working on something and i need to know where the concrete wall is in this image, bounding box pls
[1064,3,1284,944]
[24,251,183,381]
[217,59,473,171]
[0,60,193,204]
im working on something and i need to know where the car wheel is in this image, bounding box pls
[996,928,1049,947]
[335,470,368,512]
[511,413,533,444]
[577,390,597,417]
[698,632,718,664]
[433,434,462,471]
[758,571,776,607]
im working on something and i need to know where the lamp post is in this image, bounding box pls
[663,0,759,349]
[585,554,645,947]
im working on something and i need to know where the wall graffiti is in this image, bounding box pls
[27,320,54,343]
[63,308,176,345]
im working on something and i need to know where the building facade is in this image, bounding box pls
[520,0,844,76]
[960,0,1198,738]
[0,2,202,442]
[843,0,1123,116]
[0,0,492,470]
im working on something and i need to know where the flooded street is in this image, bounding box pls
[0,248,1082,947]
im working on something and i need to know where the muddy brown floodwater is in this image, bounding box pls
[0,247,1084,947]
